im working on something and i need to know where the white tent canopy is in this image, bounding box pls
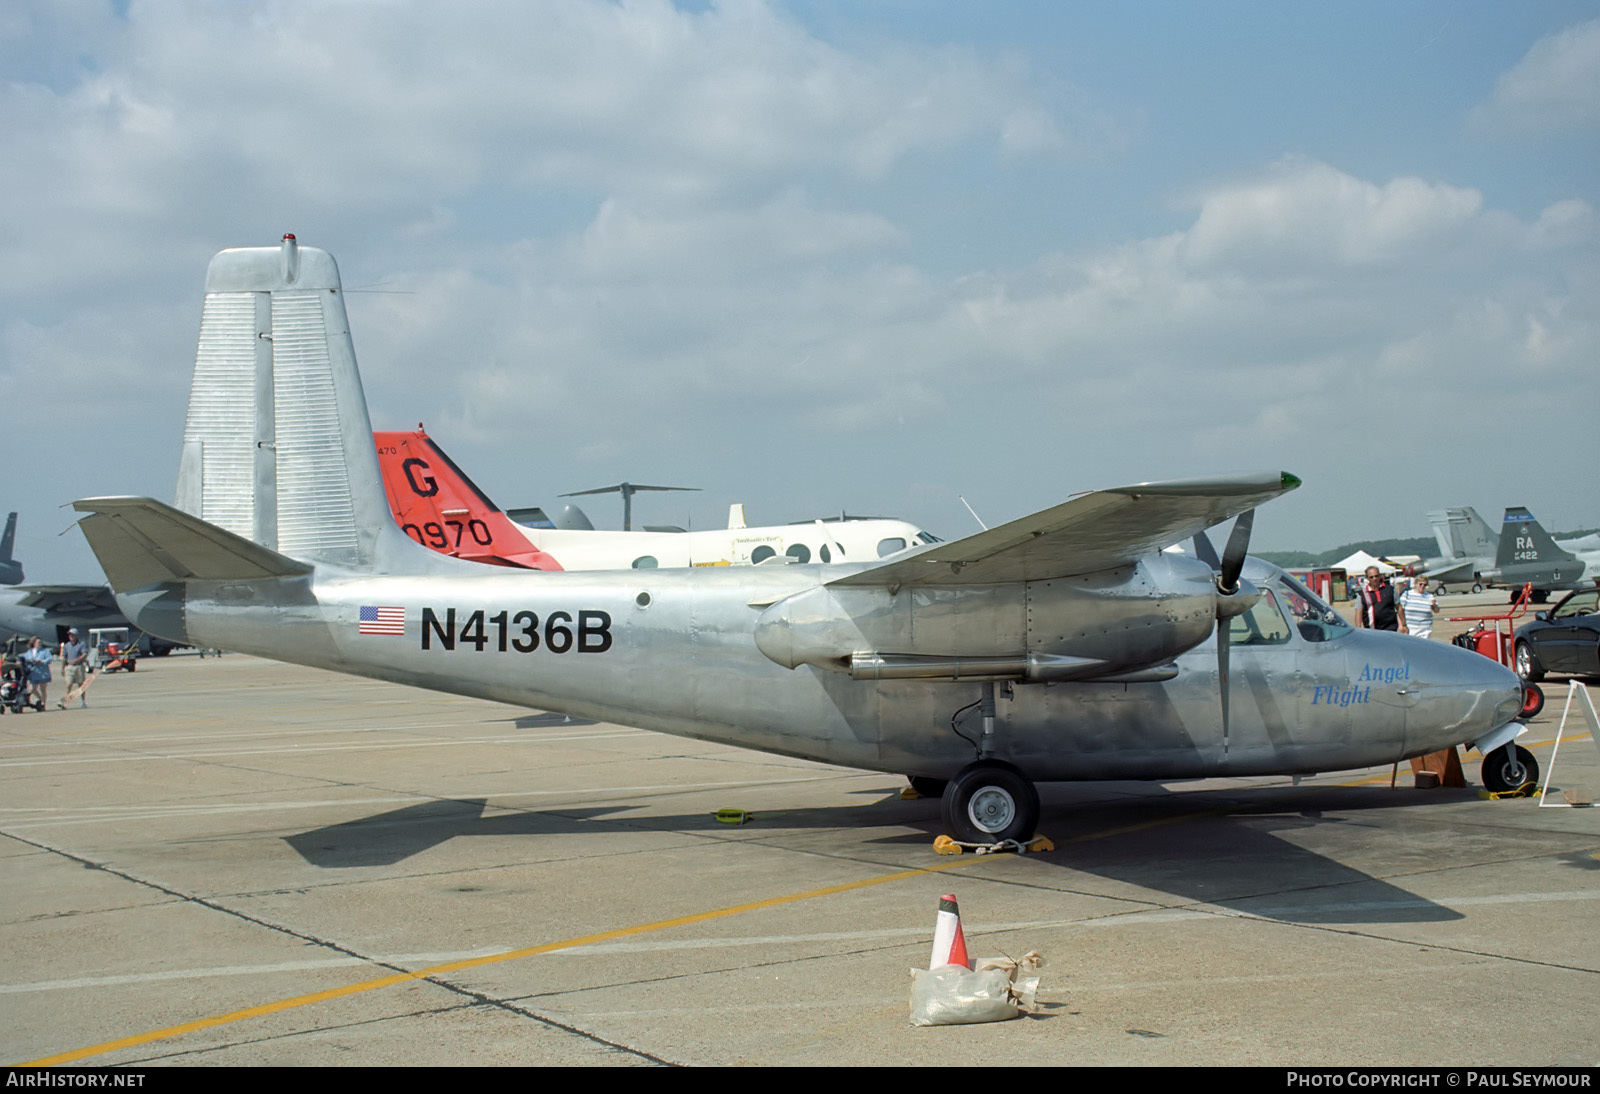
[1334,550,1397,575]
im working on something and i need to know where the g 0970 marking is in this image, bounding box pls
[403,520,494,549]
[421,608,613,653]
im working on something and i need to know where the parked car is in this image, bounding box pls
[1513,589,1600,681]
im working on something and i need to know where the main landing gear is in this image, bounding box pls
[929,681,1043,844]
[942,759,1040,844]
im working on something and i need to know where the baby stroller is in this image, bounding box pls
[1,655,32,713]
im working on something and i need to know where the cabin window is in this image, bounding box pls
[1228,591,1292,645]
[751,545,776,564]
[786,544,811,564]
[631,556,658,569]
[877,537,907,557]
[819,544,831,563]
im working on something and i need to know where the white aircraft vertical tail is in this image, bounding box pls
[1428,507,1498,560]
[172,235,406,570]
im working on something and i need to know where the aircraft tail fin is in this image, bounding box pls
[0,512,20,585]
[374,426,563,571]
[72,496,312,591]
[1497,507,1577,570]
[1428,507,1498,560]
[171,235,422,572]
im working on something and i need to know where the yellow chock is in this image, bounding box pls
[932,833,1054,855]
[713,808,754,825]
[900,786,922,800]
[1477,784,1542,801]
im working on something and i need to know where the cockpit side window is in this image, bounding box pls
[1278,575,1350,643]
[1229,590,1292,645]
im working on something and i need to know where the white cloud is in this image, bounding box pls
[1180,158,1484,272]
[1470,18,1600,136]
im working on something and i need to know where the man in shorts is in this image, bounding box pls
[59,628,88,709]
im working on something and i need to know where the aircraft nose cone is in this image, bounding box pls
[1399,636,1523,754]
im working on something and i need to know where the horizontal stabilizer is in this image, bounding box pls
[72,496,313,592]
[829,471,1300,587]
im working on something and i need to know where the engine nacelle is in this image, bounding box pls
[754,554,1227,682]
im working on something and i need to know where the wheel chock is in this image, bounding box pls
[1476,783,1542,801]
[901,786,923,800]
[713,808,755,825]
[931,834,1054,855]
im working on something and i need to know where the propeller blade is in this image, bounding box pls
[1193,530,1221,572]
[1217,617,1231,750]
[1219,509,1255,593]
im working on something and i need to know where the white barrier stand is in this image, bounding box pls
[1538,682,1600,809]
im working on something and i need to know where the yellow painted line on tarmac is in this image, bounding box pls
[22,853,983,1067]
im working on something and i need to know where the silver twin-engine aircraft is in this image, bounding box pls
[71,238,1532,843]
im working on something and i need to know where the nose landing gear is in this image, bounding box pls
[1480,743,1539,794]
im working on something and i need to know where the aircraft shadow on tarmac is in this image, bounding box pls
[509,713,599,729]
[284,784,1466,926]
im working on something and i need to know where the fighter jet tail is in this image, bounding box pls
[1495,507,1579,571]
[1428,506,1498,560]
[169,235,426,573]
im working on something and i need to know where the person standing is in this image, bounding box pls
[59,628,89,709]
[22,637,52,710]
[1355,566,1400,631]
[1398,577,1439,639]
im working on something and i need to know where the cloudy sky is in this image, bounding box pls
[3,0,1596,582]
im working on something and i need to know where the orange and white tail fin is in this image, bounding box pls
[374,427,562,571]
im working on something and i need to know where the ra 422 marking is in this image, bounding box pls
[421,608,613,654]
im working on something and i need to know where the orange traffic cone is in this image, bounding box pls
[929,893,970,969]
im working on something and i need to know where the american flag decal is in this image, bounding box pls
[359,605,405,636]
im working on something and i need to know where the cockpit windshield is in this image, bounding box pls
[1276,574,1349,643]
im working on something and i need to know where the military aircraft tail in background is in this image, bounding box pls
[1405,506,1598,600]
[373,428,564,571]
[1403,507,1498,594]
[0,512,22,585]
[70,238,1532,840]
[1480,507,1600,599]
[373,425,941,573]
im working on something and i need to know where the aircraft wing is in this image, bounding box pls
[72,496,313,592]
[827,471,1300,588]
[5,584,120,613]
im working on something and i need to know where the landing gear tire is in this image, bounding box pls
[1519,682,1545,720]
[1515,641,1544,683]
[1435,585,1447,596]
[1471,583,1482,594]
[1481,744,1538,793]
[908,776,947,799]
[942,760,1039,844]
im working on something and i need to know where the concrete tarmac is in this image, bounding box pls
[2,632,1597,1067]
